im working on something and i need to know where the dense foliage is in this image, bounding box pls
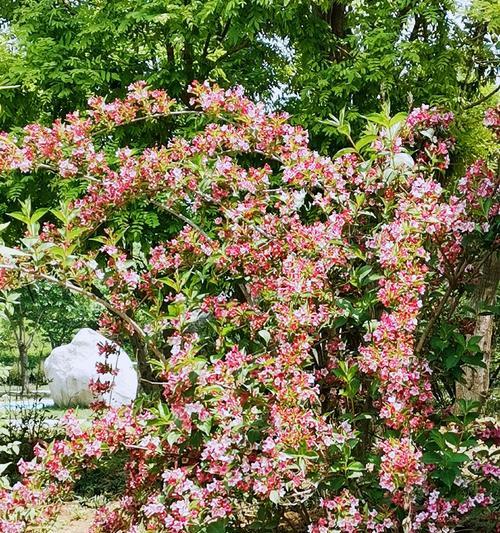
[0,281,99,390]
[0,82,497,532]
[1,0,497,126]
[0,1,497,259]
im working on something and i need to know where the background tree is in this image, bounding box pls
[0,1,497,132]
[455,252,499,403]
[18,282,99,350]
[0,0,298,126]
[0,282,99,393]
[288,1,498,145]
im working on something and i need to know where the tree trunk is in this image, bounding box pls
[456,252,500,404]
[15,316,30,395]
[130,334,159,394]
[19,342,29,395]
[325,1,347,38]
[313,1,350,61]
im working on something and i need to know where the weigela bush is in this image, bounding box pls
[0,82,498,532]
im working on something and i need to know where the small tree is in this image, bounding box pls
[0,290,33,394]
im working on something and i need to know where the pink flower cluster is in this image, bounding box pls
[406,104,454,131]
[484,104,500,139]
[378,438,426,496]
[308,490,395,533]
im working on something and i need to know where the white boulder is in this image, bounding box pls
[44,328,138,407]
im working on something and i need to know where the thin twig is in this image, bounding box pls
[415,258,468,354]
[195,190,273,240]
[140,378,166,386]
[94,110,202,136]
[464,85,500,110]
[201,33,212,59]
[299,502,311,524]
[152,199,257,305]
[152,201,212,241]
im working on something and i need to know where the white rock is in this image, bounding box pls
[44,328,138,407]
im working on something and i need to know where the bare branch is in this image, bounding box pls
[152,201,212,241]
[415,258,468,355]
[464,85,500,110]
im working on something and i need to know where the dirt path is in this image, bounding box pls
[51,502,95,532]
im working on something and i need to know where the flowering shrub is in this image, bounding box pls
[0,82,498,532]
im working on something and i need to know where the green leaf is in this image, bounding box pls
[332,316,348,328]
[453,333,466,348]
[197,417,213,436]
[31,208,48,223]
[357,265,372,281]
[337,123,351,137]
[444,353,459,370]
[422,452,441,464]
[393,152,414,168]
[364,113,389,127]
[347,461,364,471]
[355,134,377,152]
[258,330,271,344]
[328,477,345,491]
[430,336,446,351]
[8,212,29,224]
[435,467,458,488]
[389,112,407,126]
[167,432,181,446]
[0,245,28,257]
[447,453,469,464]
[442,432,460,446]
[206,519,227,533]
[332,147,356,159]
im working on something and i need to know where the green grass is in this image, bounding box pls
[0,401,92,421]
[42,406,92,419]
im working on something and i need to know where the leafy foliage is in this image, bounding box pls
[0,0,497,252]
[0,1,497,135]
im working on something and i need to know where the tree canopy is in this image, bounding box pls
[0,0,497,246]
[0,1,497,131]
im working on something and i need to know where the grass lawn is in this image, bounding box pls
[42,406,93,420]
[0,401,92,421]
